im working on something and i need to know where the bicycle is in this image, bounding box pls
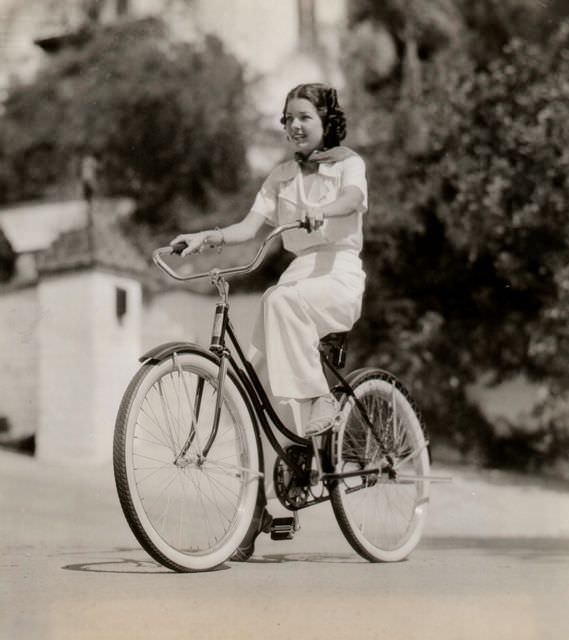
[113,221,440,572]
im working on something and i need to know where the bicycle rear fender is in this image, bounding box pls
[139,341,217,365]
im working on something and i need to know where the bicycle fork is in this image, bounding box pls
[173,281,235,466]
[172,351,205,465]
[172,349,229,466]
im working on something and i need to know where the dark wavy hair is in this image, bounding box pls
[280,83,347,149]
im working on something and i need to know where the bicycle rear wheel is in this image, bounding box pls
[330,368,430,562]
[113,350,261,572]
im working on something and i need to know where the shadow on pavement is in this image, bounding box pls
[248,552,368,564]
[423,536,569,562]
[61,557,229,574]
[61,551,369,572]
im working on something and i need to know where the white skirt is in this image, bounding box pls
[249,248,366,401]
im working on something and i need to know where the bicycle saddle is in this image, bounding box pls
[319,332,349,369]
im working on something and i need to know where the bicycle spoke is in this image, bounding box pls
[204,459,264,480]
[200,470,242,504]
[139,469,179,516]
[176,357,207,456]
[133,448,172,463]
[157,377,182,453]
[331,373,430,562]
[393,441,429,470]
[196,472,236,531]
[140,392,177,454]
[132,462,175,486]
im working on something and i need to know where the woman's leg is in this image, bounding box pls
[260,284,330,399]
[232,336,310,561]
[256,272,363,399]
[248,348,311,497]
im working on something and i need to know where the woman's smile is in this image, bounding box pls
[284,97,324,156]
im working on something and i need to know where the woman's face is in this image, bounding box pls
[283,97,324,156]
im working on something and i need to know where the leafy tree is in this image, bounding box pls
[346,0,465,155]
[344,2,569,469]
[0,17,250,228]
[457,0,569,67]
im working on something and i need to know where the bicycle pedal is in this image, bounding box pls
[270,516,296,541]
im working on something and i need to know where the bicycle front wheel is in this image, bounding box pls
[330,368,430,562]
[113,350,261,572]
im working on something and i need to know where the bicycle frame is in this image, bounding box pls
[152,223,434,493]
[205,306,435,494]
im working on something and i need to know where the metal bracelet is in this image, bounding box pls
[209,227,224,253]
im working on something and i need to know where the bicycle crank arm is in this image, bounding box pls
[322,470,452,483]
[322,468,380,481]
[394,474,452,483]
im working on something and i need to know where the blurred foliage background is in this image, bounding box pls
[345,0,569,475]
[0,17,250,227]
[1,0,569,475]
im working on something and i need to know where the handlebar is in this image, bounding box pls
[152,220,306,282]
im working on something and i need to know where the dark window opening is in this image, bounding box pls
[116,287,128,323]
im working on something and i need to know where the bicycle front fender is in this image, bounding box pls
[139,341,218,365]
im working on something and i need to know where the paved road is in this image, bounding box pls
[1,449,568,640]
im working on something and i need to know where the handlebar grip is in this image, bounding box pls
[170,242,187,256]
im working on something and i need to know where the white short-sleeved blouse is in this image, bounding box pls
[250,153,368,255]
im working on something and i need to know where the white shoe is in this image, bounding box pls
[305,394,340,437]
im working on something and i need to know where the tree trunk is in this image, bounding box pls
[297,0,317,51]
[398,26,429,156]
[116,0,130,16]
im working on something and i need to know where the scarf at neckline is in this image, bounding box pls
[294,146,357,172]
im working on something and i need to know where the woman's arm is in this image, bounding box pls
[304,185,364,231]
[219,210,269,244]
[170,210,268,256]
[319,185,364,218]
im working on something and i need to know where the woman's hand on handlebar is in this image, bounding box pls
[303,205,325,233]
[169,232,207,256]
[169,229,223,257]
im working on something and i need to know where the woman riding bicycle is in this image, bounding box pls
[170,83,368,560]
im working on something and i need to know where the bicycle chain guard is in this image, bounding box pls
[273,445,311,510]
[273,444,329,510]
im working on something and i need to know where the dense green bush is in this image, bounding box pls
[345,5,569,469]
[0,17,249,227]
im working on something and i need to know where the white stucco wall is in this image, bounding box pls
[36,269,142,464]
[92,272,142,462]
[0,263,259,464]
[0,286,39,437]
[142,289,262,353]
